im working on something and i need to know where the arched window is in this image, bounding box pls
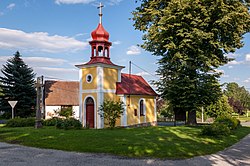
[140,100,144,116]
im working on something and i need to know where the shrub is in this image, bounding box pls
[42,117,60,126]
[55,118,82,130]
[215,116,240,130]
[201,123,230,137]
[99,100,124,128]
[6,117,35,127]
[59,107,73,118]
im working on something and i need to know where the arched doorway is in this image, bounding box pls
[85,97,94,128]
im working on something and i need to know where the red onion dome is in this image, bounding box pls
[91,23,109,41]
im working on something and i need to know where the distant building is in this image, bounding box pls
[43,80,79,119]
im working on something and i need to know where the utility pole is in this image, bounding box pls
[35,76,43,129]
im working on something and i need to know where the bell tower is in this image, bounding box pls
[76,2,124,129]
[89,2,112,62]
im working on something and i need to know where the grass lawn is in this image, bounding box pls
[0,126,250,159]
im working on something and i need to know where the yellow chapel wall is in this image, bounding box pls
[126,95,156,126]
[103,92,122,127]
[103,68,118,90]
[81,67,97,90]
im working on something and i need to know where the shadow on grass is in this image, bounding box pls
[0,126,250,161]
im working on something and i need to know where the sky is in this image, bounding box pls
[0,0,250,90]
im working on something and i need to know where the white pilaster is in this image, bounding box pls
[97,66,104,129]
[79,69,83,124]
[120,95,127,126]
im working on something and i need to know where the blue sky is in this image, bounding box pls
[0,0,250,90]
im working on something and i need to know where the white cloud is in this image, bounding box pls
[214,69,224,74]
[225,53,240,58]
[228,66,233,69]
[246,54,250,61]
[0,28,88,53]
[126,45,141,55]
[7,3,15,10]
[113,40,121,45]
[0,56,79,80]
[24,57,67,66]
[215,69,228,77]
[228,60,243,65]
[0,56,68,67]
[55,0,123,5]
[243,78,250,83]
[55,0,95,4]
[106,0,123,5]
[34,67,78,80]
[136,71,150,76]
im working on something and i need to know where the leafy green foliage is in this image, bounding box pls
[157,99,174,119]
[55,118,82,130]
[205,95,233,118]
[0,51,36,118]
[58,107,73,118]
[224,82,250,114]
[42,117,60,126]
[99,100,124,128]
[5,117,35,127]
[215,116,241,130]
[133,0,250,125]
[201,123,230,137]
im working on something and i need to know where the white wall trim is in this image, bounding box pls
[118,69,121,82]
[139,98,146,123]
[82,89,116,93]
[83,95,96,128]
[79,69,83,123]
[97,66,104,129]
[76,63,125,70]
[120,95,127,126]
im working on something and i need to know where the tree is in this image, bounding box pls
[224,82,250,111]
[205,95,233,118]
[228,97,245,114]
[99,100,124,128]
[132,0,250,124]
[0,51,36,118]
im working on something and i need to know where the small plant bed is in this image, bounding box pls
[0,125,249,159]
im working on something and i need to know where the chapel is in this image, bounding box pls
[75,4,157,128]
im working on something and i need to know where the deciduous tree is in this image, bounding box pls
[132,0,250,124]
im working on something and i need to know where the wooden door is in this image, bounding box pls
[86,97,94,128]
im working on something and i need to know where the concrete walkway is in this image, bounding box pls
[0,123,250,166]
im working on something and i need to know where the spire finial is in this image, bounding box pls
[97,2,104,24]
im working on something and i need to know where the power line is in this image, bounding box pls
[130,62,159,79]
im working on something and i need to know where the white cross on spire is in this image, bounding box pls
[97,2,104,24]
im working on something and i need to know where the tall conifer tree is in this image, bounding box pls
[0,51,36,118]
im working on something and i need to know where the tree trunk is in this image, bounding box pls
[187,110,197,125]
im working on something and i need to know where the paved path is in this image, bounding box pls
[0,133,250,166]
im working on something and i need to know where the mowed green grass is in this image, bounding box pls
[0,126,250,159]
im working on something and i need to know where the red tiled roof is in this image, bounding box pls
[85,57,116,65]
[116,73,157,96]
[44,80,79,106]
